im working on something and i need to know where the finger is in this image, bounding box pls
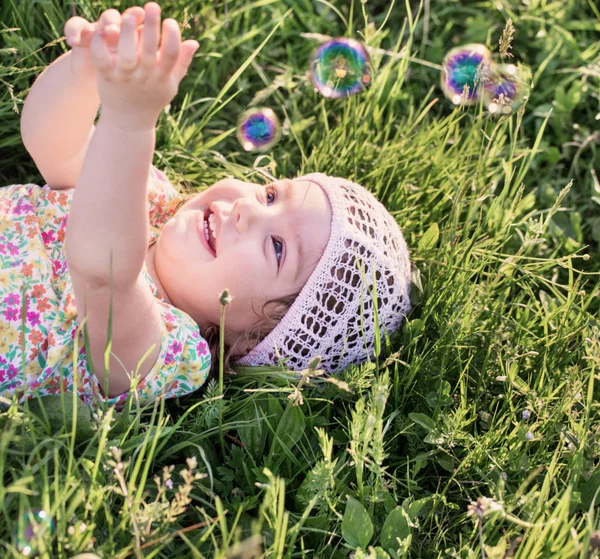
[101,8,144,52]
[140,2,161,69]
[116,13,139,73]
[90,31,113,74]
[122,5,145,25]
[64,16,93,46]
[98,8,122,28]
[98,9,122,52]
[173,40,199,83]
[157,18,181,75]
[78,23,99,48]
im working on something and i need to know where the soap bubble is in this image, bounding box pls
[310,38,371,98]
[237,108,280,152]
[13,509,55,556]
[484,63,530,114]
[441,44,492,105]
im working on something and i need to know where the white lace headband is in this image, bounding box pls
[235,173,412,373]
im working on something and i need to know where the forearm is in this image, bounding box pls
[65,110,156,287]
[20,51,99,184]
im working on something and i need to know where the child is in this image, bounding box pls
[0,2,412,411]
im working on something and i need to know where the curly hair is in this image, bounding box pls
[201,292,299,379]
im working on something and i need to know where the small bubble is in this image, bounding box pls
[310,38,372,99]
[13,509,56,556]
[236,108,280,152]
[483,63,530,114]
[441,44,492,106]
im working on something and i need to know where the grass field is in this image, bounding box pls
[1,0,599,557]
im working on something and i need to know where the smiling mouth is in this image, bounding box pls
[203,209,217,254]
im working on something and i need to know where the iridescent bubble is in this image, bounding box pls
[237,108,280,152]
[484,63,530,115]
[441,44,492,105]
[13,509,55,556]
[310,38,371,99]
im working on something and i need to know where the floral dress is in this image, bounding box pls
[0,166,210,411]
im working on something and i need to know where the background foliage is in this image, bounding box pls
[1,0,599,557]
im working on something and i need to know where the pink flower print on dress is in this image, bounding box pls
[170,340,183,354]
[41,230,56,246]
[27,311,41,327]
[196,340,209,356]
[51,258,64,275]
[7,242,19,256]
[7,364,19,380]
[13,198,34,216]
[3,293,20,307]
[164,352,175,365]
[4,307,21,322]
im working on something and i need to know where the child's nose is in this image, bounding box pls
[233,197,263,234]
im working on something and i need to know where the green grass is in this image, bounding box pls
[1,0,600,557]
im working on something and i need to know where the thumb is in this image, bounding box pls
[173,40,199,84]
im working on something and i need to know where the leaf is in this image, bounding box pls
[424,430,445,445]
[418,223,439,252]
[341,496,373,549]
[436,453,454,472]
[381,506,411,553]
[268,403,306,469]
[26,393,94,443]
[402,496,430,521]
[236,395,282,460]
[580,469,600,510]
[426,380,453,408]
[408,412,436,432]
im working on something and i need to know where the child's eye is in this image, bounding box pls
[272,237,283,266]
[265,184,276,205]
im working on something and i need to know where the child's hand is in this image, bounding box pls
[90,2,199,131]
[64,7,145,80]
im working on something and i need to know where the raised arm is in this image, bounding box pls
[65,4,198,286]
[20,9,140,190]
[64,3,198,396]
[20,49,99,190]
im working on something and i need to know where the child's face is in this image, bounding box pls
[153,177,332,344]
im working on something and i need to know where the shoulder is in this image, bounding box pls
[86,296,211,411]
[1,183,72,213]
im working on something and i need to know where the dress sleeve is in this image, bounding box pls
[147,165,187,230]
[87,300,211,411]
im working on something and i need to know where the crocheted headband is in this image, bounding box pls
[235,173,412,373]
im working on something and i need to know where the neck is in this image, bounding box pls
[145,244,172,304]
